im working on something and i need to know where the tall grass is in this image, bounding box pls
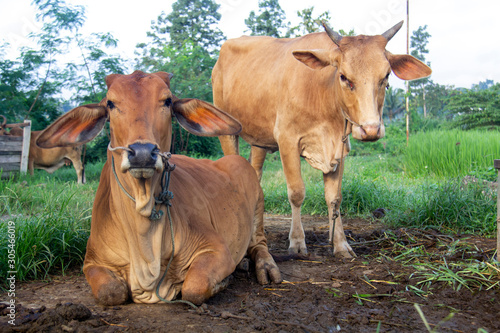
[0,167,98,287]
[403,129,500,180]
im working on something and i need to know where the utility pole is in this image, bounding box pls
[405,0,410,145]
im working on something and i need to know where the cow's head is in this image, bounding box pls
[36,71,241,217]
[292,21,431,141]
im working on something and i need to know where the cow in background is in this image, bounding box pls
[0,116,85,184]
[212,21,432,257]
[36,71,282,305]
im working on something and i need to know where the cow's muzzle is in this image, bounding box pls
[352,123,385,142]
[126,143,162,179]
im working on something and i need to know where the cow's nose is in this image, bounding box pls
[359,125,381,141]
[127,143,159,168]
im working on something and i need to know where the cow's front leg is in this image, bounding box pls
[247,186,282,284]
[68,150,86,184]
[85,265,129,305]
[219,134,239,156]
[323,160,355,258]
[181,247,236,305]
[279,146,307,254]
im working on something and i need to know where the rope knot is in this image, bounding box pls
[156,190,174,207]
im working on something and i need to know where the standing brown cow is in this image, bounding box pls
[36,71,281,305]
[212,21,432,257]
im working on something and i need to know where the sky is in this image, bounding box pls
[1,0,499,90]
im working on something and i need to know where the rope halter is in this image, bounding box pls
[108,143,176,221]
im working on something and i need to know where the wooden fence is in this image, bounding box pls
[0,120,31,178]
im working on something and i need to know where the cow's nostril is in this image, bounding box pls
[360,125,381,141]
[127,143,159,168]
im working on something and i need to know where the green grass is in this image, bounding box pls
[403,129,500,180]
[0,166,99,286]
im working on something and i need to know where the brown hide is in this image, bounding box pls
[36,71,281,306]
[212,22,431,256]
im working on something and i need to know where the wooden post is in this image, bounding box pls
[20,120,31,173]
[495,159,500,261]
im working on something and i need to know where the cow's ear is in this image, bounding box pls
[172,99,242,136]
[386,52,432,81]
[36,104,107,148]
[293,49,336,69]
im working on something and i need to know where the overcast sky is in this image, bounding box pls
[1,0,499,90]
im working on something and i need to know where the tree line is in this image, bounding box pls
[1,0,498,160]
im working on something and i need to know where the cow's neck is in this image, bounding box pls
[110,164,166,256]
[109,172,171,300]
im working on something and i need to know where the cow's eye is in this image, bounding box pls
[381,73,390,90]
[340,74,354,90]
[107,100,115,109]
[165,98,172,107]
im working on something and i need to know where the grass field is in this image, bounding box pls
[0,130,498,286]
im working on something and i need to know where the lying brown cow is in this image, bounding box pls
[212,21,432,257]
[29,131,85,184]
[36,71,282,305]
[1,115,85,183]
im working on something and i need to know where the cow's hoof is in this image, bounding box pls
[255,255,282,285]
[95,279,129,306]
[333,249,356,259]
[288,241,308,255]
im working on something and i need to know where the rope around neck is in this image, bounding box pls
[107,143,197,309]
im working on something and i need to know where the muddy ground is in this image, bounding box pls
[1,215,499,333]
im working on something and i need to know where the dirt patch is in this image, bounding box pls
[1,215,499,333]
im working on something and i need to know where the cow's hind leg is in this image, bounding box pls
[323,161,355,258]
[181,246,236,305]
[85,265,129,305]
[247,186,282,284]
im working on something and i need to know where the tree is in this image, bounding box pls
[409,25,431,117]
[245,0,289,37]
[136,0,224,68]
[287,7,331,37]
[0,0,126,131]
[69,32,125,105]
[472,79,494,91]
[423,82,453,118]
[135,0,226,156]
[447,83,500,130]
[383,87,405,122]
[167,0,224,53]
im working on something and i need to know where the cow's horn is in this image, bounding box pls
[382,21,404,41]
[322,21,342,47]
[1,115,6,127]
